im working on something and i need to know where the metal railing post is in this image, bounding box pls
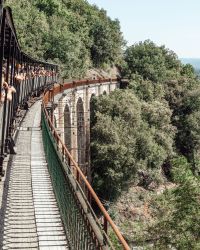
[0,0,3,31]
[5,31,13,154]
[0,9,6,176]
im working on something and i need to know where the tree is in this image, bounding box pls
[6,0,124,76]
[43,15,90,78]
[91,90,175,199]
[91,90,142,199]
[175,88,200,174]
[123,40,181,82]
[90,18,124,67]
[6,0,49,59]
[34,0,61,16]
[149,157,200,249]
[124,40,200,174]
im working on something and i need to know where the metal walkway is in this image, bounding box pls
[2,101,69,250]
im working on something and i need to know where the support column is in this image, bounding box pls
[58,97,64,142]
[85,86,91,182]
[71,90,77,163]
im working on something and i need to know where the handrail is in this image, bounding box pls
[42,78,130,250]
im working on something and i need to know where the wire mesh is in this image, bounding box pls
[42,110,109,250]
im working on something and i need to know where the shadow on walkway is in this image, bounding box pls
[0,154,13,249]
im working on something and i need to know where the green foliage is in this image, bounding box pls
[43,15,90,78]
[123,40,181,82]
[128,73,165,102]
[91,90,142,199]
[91,90,175,199]
[109,231,122,250]
[90,18,124,67]
[170,81,200,173]
[5,0,124,78]
[91,40,200,247]
[34,0,61,16]
[149,157,200,249]
[5,0,49,58]
[124,40,200,174]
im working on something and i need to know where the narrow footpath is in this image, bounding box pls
[1,101,69,250]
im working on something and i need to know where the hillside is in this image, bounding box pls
[91,40,200,248]
[5,0,124,78]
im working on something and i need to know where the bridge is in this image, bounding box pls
[0,6,130,250]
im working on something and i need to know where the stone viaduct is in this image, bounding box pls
[53,79,120,180]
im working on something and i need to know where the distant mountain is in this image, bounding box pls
[180,58,200,71]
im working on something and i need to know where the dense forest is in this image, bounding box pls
[6,0,200,249]
[5,0,124,78]
[91,40,200,248]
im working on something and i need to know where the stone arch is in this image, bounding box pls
[89,94,96,128]
[86,93,97,183]
[64,104,71,151]
[90,93,96,100]
[54,115,57,128]
[76,97,85,172]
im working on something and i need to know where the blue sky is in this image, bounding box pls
[87,0,200,58]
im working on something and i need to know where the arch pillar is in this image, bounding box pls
[58,97,64,142]
[71,90,77,162]
[64,104,71,152]
[57,80,120,180]
[76,97,85,174]
[85,86,91,181]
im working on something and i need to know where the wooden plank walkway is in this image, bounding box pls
[2,101,69,250]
